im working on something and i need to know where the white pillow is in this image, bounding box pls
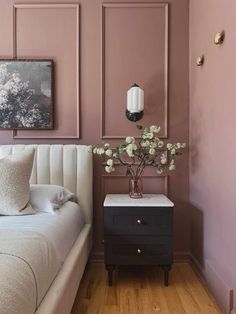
[0,148,36,215]
[30,184,76,213]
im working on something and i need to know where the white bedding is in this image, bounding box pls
[0,201,85,263]
[0,229,60,314]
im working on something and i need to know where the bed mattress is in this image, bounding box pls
[0,201,85,263]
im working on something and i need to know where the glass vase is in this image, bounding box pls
[129,177,143,199]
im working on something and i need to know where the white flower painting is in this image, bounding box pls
[0,60,53,129]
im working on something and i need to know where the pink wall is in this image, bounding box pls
[0,0,189,259]
[2,0,235,309]
[189,0,236,312]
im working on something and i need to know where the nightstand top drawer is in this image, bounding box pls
[104,194,174,207]
[104,207,173,236]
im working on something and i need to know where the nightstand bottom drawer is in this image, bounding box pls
[104,236,173,265]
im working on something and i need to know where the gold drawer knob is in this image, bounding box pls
[137,249,142,254]
[137,219,142,224]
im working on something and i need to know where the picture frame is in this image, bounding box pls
[0,59,54,130]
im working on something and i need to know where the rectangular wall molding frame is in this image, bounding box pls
[12,3,80,139]
[101,174,169,196]
[101,3,169,139]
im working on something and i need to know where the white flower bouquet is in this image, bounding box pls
[89,125,186,198]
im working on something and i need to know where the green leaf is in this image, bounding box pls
[136,124,143,130]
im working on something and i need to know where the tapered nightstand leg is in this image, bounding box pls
[106,265,115,286]
[161,265,172,286]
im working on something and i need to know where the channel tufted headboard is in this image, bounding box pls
[0,145,93,224]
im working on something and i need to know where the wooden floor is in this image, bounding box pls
[71,263,222,314]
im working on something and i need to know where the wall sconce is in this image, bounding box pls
[126,83,144,122]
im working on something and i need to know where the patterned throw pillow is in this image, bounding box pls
[0,148,36,215]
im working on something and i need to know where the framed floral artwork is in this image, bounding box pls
[0,60,53,129]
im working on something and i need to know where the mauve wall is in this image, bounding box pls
[189,0,236,312]
[0,0,189,259]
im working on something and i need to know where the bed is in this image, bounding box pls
[0,144,93,314]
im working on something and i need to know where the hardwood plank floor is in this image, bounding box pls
[71,263,222,314]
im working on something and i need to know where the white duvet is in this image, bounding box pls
[0,201,85,263]
[0,201,85,314]
[0,229,60,314]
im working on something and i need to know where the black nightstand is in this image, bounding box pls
[103,194,174,286]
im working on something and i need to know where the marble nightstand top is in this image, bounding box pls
[104,194,174,207]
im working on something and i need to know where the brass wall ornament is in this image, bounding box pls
[214,31,225,45]
[196,55,204,66]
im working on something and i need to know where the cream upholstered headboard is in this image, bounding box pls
[0,145,93,224]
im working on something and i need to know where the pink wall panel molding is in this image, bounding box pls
[101,3,169,139]
[102,174,169,196]
[12,3,80,139]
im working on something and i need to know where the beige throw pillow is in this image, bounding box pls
[0,148,36,215]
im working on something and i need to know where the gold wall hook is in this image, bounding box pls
[196,55,204,66]
[214,31,225,45]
